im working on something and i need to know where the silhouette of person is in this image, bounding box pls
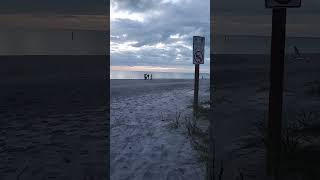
[144,74,147,80]
[147,74,149,80]
[150,74,152,80]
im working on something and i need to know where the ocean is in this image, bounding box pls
[213,35,320,54]
[110,70,210,79]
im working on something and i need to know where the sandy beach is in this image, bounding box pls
[211,54,320,179]
[0,56,109,180]
[1,54,319,179]
[110,54,320,180]
[111,79,210,180]
[111,53,320,180]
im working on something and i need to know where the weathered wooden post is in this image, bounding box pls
[208,1,215,178]
[265,0,301,179]
[194,63,200,115]
[193,36,205,117]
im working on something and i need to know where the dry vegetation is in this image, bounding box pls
[236,110,320,180]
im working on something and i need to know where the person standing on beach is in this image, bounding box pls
[144,74,147,80]
[150,74,152,80]
[147,74,150,80]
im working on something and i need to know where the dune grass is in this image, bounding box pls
[235,110,320,180]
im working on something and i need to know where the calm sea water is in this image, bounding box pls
[111,70,210,79]
[213,35,320,54]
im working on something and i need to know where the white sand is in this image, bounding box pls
[111,79,209,180]
[111,55,320,180]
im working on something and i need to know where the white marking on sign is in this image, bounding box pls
[193,36,205,64]
[265,0,301,8]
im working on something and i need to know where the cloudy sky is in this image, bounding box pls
[213,0,320,37]
[111,0,320,72]
[1,0,319,57]
[212,0,320,54]
[0,0,107,55]
[110,0,210,73]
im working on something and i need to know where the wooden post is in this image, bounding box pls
[194,64,200,117]
[267,8,286,179]
[208,1,215,178]
[193,36,204,117]
[208,51,215,180]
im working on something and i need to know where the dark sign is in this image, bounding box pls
[265,0,301,8]
[193,36,205,64]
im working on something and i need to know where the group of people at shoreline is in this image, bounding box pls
[144,73,152,80]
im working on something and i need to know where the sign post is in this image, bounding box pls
[267,8,287,179]
[265,0,301,179]
[193,36,205,117]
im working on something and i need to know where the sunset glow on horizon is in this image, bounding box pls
[111,65,210,73]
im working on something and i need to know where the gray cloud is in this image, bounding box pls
[112,0,158,12]
[111,0,210,70]
[212,0,320,39]
[111,0,320,68]
[213,0,320,16]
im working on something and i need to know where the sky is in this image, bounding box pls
[0,0,107,55]
[213,0,320,37]
[111,0,320,72]
[110,0,210,73]
[212,0,320,54]
[1,0,319,57]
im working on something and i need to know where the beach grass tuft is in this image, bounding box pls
[168,110,182,129]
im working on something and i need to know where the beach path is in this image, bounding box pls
[111,79,209,180]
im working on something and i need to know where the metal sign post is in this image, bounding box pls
[193,36,205,117]
[266,0,300,179]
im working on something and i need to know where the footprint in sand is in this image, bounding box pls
[166,169,184,180]
[142,170,153,180]
[113,156,131,170]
